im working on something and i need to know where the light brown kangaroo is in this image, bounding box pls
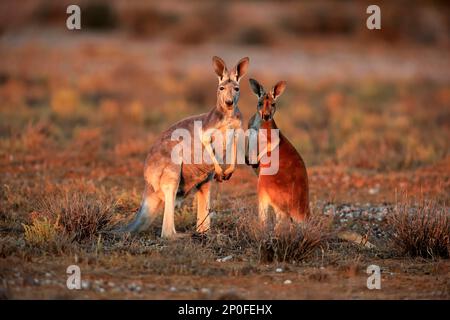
[247,79,310,227]
[121,56,249,239]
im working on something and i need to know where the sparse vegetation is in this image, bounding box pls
[33,188,116,243]
[388,197,449,259]
[23,215,60,247]
[231,213,333,263]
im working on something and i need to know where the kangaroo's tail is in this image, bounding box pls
[113,198,154,234]
[337,231,376,249]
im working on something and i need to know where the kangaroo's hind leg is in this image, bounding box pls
[160,166,181,239]
[273,205,290,233]
[196,178,212,233]
[258,190,270,228]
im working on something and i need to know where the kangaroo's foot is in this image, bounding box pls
[161,230,190,240]
[161,227,177,239]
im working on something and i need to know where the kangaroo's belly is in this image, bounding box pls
[257,145,309,214]
[179,163,214,196]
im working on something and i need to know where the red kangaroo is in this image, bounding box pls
[247,78,309,226]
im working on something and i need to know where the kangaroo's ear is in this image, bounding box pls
[212,56,228,80]
[249,78,264,97]
[271,81,287,100]
[232,57,250,82]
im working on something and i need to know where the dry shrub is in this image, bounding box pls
[125,100,145,123]
[99,98,120,121]
[120,5,179,37]
[0,236,23,258]
[70,128,102,157]
[22,122,50,150]
[236,26,275,46]
[0,121,55,157]
[82,2,118,31]
[50,88,79,118]
[114,139,147,158]
[21,211,72,253]
[388,197,449,259]
[31,188,116,243]
[23,214,60,247]
[236,213,332,263]
[337,131,435,170]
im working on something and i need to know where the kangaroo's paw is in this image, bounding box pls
[223,167,234,180]
[214,169,224,182]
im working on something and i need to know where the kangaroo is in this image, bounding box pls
[121,56,249,238]
[247,78,375,248]
[247,78,310,227]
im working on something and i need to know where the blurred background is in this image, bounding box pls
[0,0,448,175]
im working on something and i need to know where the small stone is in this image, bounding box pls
[275,268,283,273]
[23,276,38,286]
[200,288,211,294]
[284,280,292,285]
[169,286,177,292]
[81,280,90,289]
[217,255,233,262]
[128,283,142,292]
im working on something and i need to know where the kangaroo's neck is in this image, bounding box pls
[205,104,239,125]
[261,119,278,130]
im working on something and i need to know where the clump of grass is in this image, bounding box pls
[21,211,72,253]
[388,197,449,259]
[23,214,60,246]
[235,212,333,263]
[31,188,116,243]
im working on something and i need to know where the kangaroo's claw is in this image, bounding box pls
[223,173,232,180]
[214,171,224,182]
[223,171,233,180]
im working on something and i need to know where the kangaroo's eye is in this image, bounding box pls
[219,86,225,91]
[234,87,239,92]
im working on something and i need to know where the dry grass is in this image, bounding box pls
[208,210,334,263]
[27,188,116,244]
[388,197,450,259]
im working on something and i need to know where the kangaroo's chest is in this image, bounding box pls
[217,109,242,132]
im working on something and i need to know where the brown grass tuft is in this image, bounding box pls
[235,212,333,263]
[388,196,449,259]
[31,188,116,243]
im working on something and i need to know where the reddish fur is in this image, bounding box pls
[257,106,309,223]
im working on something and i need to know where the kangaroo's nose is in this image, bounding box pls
[263,114,271,121]
[225,100,233,107]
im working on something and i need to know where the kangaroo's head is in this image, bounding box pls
[249,78,286,122]
[212,56,249,112]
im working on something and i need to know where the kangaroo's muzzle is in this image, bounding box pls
[225,100,234,109]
